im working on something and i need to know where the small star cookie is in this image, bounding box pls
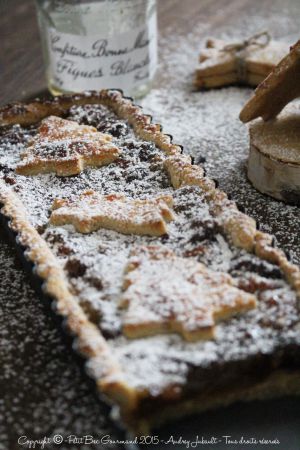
[16,116,120,176]
[195,33,287,89]
[120,246,257,341]
[50,191,174,236]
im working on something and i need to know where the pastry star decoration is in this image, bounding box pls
[120,246,256,341]
[195,32,287,89]
[50,191,175,236]
[16,116,120,176]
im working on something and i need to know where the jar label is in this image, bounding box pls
[45,12,157,94]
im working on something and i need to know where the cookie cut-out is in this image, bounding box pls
[16,116,120,176]
[50,191,174,236]
[195,33,287,89]
[120,246,257,341]
[2,90,300,433]
[240,39,300,122]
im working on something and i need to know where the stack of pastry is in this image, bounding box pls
[195,33,288,89]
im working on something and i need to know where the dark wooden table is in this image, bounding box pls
[1,0,300,449]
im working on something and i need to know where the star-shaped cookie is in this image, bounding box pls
[195,34,287,89]
[120,246,257,341]
[16,116,120,176]
[50,191,174,236]
[240,39,300,122]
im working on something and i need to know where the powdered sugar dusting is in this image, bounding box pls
[0,228,122,448]
[141,5,300,264]
[1,101,299,401]
[121,246,256,341]
[16,115,120,177]
[50,191,175,236]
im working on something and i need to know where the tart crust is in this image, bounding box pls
[0,90,300,432]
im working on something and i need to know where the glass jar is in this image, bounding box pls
[35,0,157,98]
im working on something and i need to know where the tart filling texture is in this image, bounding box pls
[0,90,299,431]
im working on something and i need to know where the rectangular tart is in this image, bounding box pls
[0,90,299,432]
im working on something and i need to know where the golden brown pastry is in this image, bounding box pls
[195,33,288,89]
[247,103,300,204]
[51,191,174,236]
[0,90,299,434]
[16,115,120,176]
[240,39,300,122]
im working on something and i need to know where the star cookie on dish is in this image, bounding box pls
[50,190,175,236]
